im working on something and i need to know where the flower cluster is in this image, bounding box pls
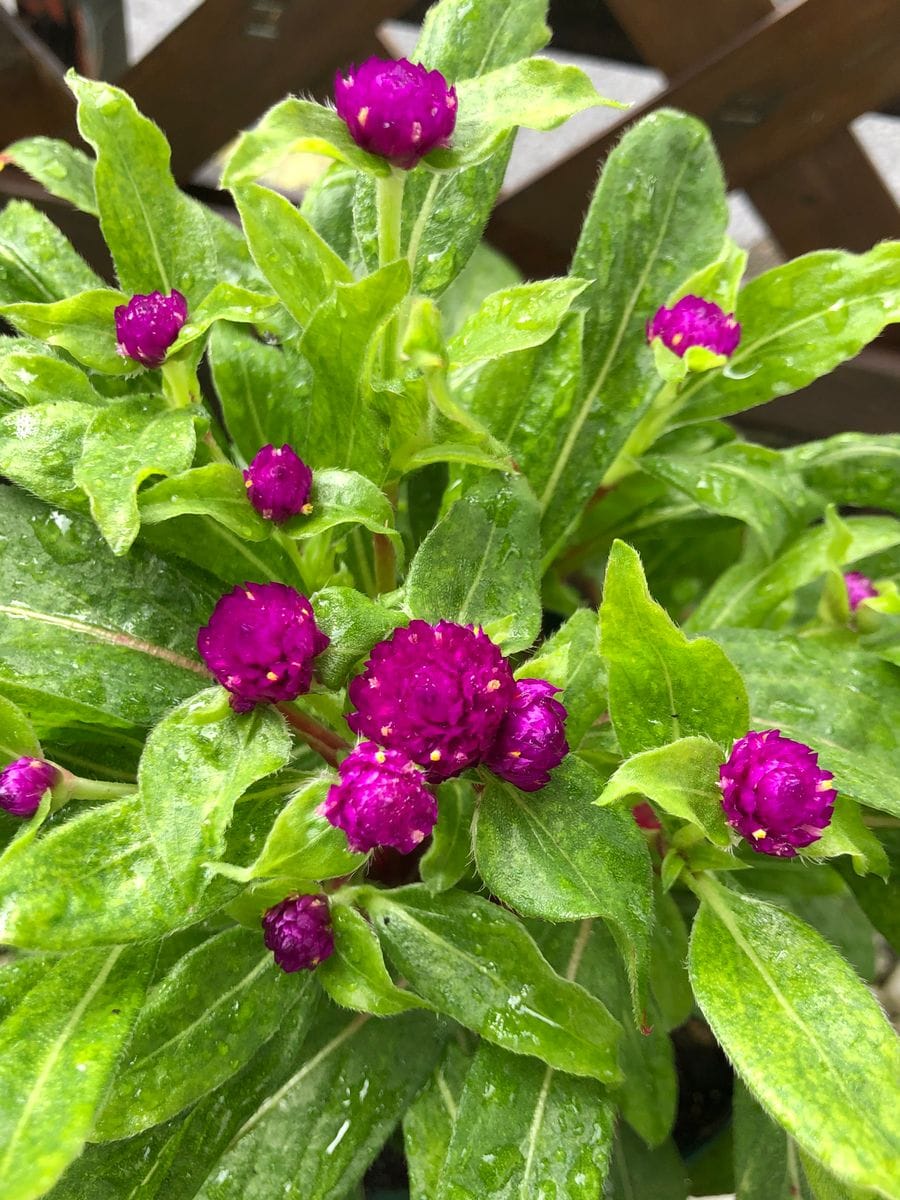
[719,729,835,858]
[115,290,188,367]
[0,756,58,818]
[262,893,334,972]
[844,571,878,611]
[647,295,741,362]
[244,444,313,524]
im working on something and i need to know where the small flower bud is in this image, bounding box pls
[647,295,740,363]
[114,290,188,367]
[719,729,835,858]
[320,742,437,854]
[485,679,569,792]
[243,444,313,524]
[0,756,58,818]
[197,582,329,712]
[262,893,334,972]
[334,57,458,169]
[844,571,878,612]
[347,620,515,781]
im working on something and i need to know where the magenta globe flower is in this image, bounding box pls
[647,295,740,360]
[844,571,878,612]
[197,582,329,713]
[115,290,188,367]
[485,679,569,792]
[244,444,313,524]
[347,620,515,781]
[719,729,835,857]
[0,757,58,818]
[320,742,436,854]
[262,893,334,973]
[334,56,458,169]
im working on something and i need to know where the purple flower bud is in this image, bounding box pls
[334,56,458,169]
[719,729,835,858]
[647,295,741,359]
[197,582,329,713]
[262,893,334,972]
[115,290,188,368]
[844,571,878,611]
[244,444,313,524]
[347,620,515,782]
[320,741,437,854]
[0,756,58,818]
[485,679,569,792]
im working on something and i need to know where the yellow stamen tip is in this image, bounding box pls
[265,671,279,682]
[429,750,442,762]
[751,828,767,840]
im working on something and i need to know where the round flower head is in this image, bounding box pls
[844,571,878,612]
[0,756,58,818]
[197,582,329,713]
[719,729,835,858]
[320,742,437,854]
[647,295,741,363]
[244,444,313,524]
[347,620,515,782]
[115,290,188,367]
[485,679,569,792]
[334,56,458,169]
[262,893,334,973]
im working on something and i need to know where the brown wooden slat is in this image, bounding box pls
[606,0,900,262]
[0,8,74,146]
[119,0,409,179]
[490,0,900,276]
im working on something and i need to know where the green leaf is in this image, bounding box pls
[475,757,652,1013]
[43,998,317,1200]
[0,944,154,1200]
[282,468,402,557]
[318,901,432,1016]
[649,882,693,1031]
[222,99,390,186]
[209,323,309,462]
[3,137,98,214]
[537,919,676,1147]
[669,235,747,312]
[689,879,900,1197]
[0,201,102,304]
[0,290,131,374]
[439,242,522,337]
[138,463,270,541]
[420,779,475,893]
[310,587,406,690]
[436,1039,615,1199]
[733,1078,807,1200]
[687,514,900,630]
[139,688,291,905]
[403,1038,471,1200]
[0,346,105,409]
[415,0,550,79]
[429,57,624,169]
[359,884,623,1083]
[0,488,212,731]
[606,1126,689,1200]
[516,607,605,747]
[0,401,93,509]
[242,776,364,882]
[68,73,215,302]
[447,276,587,369]
[837,829,900,952]
[678,243,900,424]
[195,1007,447,1200]
[600,540,749,755]
[641,442,821,558]
[598,737,730,846]
[709,629,900,820]
[0,694,40,763]
[804,795,888,879]
[539,111,728,553]
[169,282,283,356]
[786,432,900,515]
[74,397,197,553]
[95,928,316,1140]
[405,473,541,653]
[299,261,410,480]
[233,183,352,327]
[801,1150,880,1200]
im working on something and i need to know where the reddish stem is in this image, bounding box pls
[277,705,348,768]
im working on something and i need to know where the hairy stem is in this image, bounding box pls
[377,169,406,376]
[278,704,349,769]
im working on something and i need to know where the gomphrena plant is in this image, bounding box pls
[0,1,898,1197]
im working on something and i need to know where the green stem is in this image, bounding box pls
[373,483,399,595]
[64,778,135,802]
[161,357,201,409]
[275,530,312,593]
[377,169,406,376]
[602,379,681,486]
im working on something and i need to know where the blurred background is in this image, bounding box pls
[1,0,899,438]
